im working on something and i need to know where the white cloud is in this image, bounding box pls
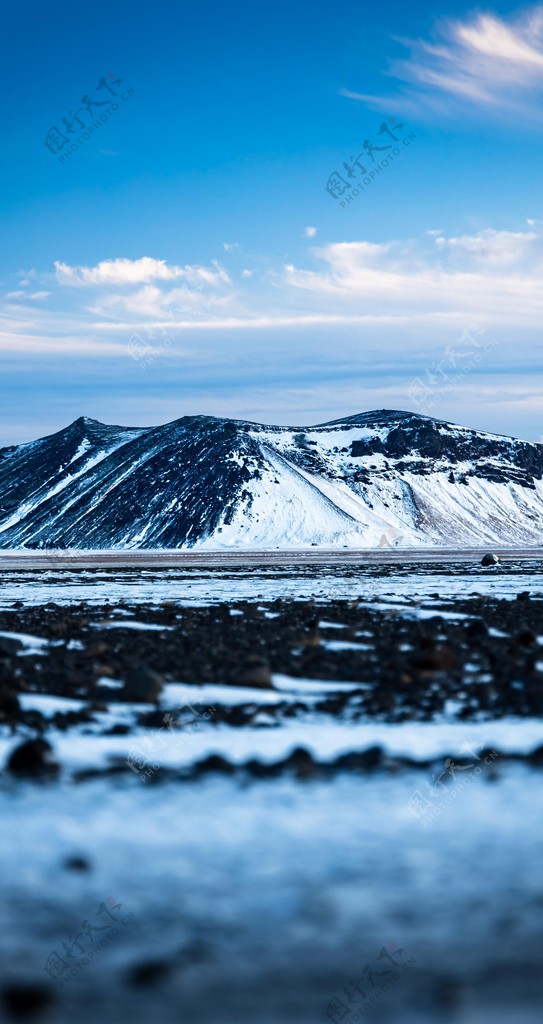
[89,283,233,321]
[6,290,51,301]
[343,5,543,118]
[4,226,543,354]
[53,256,233,323]
[55,257,231,288]
[304,226,318,237]
[433,228,538,266]
[280,229,543,324]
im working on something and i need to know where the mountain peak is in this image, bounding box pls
[317,409,438,428]
[71,415,103,429]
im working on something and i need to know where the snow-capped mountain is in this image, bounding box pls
[0,411,542,548]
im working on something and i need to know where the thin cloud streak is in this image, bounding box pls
[342,5,543,119]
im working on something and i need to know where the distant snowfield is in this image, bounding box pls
[0,557,541,608]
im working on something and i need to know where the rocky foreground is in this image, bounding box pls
[1,589,543,1024]
[1,592,543,779]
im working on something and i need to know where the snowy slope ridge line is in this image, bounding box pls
[0,409,542,548]
[259,445,361,523]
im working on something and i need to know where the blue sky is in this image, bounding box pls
[1,0,542,445]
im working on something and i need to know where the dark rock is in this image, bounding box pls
[127,960,172,987]
[336,746,383,770]
[6,739,59,777]
[236,658,273,689]
[516,629,536,647]
[465,619,488,638]
[121,666,163,703]
[0,691,20,721]
[412,646,458,672]
[0,636,25,657]
[105,723,131,735]
[432,973,462,1010]
[529,745,543,765]
[282,746,317,779]
[481,553,500,566]
[359,745,383,769]
[2,982,54,1019]
[64,854,91,872]
[194,754,236,775]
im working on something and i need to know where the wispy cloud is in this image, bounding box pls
[342,5,543,119]
[55,256,230,288]
[89,284,234,321]
[281,229,543,324]
[5,290,50,301]
[434,228,538,266]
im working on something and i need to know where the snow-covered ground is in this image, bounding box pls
[3,686,543,774]
[1,769,543,1023]
[0,557,541,607]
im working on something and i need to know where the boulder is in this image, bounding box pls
[481,553,500,566]
[121,666,163,703]
[236,658,273,689]
[7,738,59,777]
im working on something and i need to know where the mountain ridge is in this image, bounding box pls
[0,410,541,549]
